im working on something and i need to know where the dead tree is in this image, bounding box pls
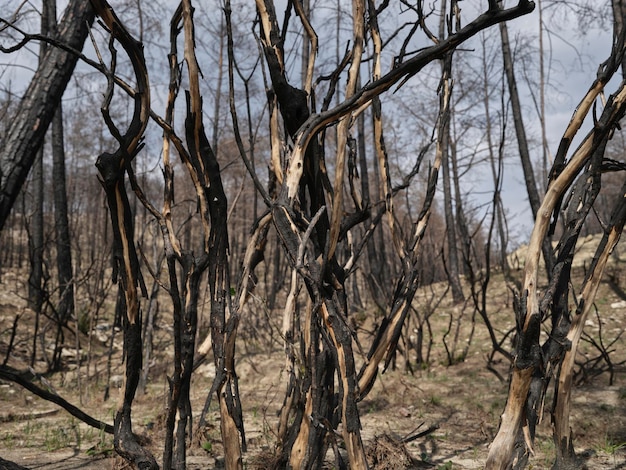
[90,0,156,467]
[0,0,95,231]
[109,1,247,467]
[487,1,626,467]
[250,1,535,469]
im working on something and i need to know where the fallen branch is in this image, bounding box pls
[0,365,114,434]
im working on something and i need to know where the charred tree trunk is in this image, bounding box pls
[90,0,156,467]
[498,6,555,277]
[52,105,74,326]
[439,0,464,304]
[486,3,626,464]
[255,1,345,467]
[27,150,44,314]
[0,0,94,230]
[157,3,245,468]
[255,1,535,468]
[27,0,57,317]
[440,84,464,302]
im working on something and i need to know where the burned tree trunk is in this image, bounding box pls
[254,0,342,463]
[52,104,74,326]
[487,4,626,465]
[0,0,94,231]
[499,3,555,277]
[90,0,156,468]
[253,2,535,469]
[27,0,55,317]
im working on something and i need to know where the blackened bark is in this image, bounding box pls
[499,15,555,276]
[27,150,44,314]
[548,133,612,469]
[0,457,29,470]
[113,314,158,470]
[90,0,153,467]
[175,2,245,467]
[487,33,626,470]
[499,19,540,218]
[256,3,343,466]
[0,0,95,230]
[173,254,201,469]
[0,364,114,434]
[28,0,56,316]
[52,104,74,325]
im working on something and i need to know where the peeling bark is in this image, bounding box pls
[487,6,626,463]
[90,0,154,467]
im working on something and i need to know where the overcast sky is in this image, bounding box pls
[0,0,618,244]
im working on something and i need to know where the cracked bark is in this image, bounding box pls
[0,0,95,230]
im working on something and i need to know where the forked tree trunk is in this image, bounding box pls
[486,35,626,467]
[552,175,626,468]
[255,2,535,468]
[438,0,464,304]
[90,0,156,467]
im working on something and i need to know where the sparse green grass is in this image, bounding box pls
[85,426,114,458]
[1,432,15,449]
[21,420,45,447]
[9,417,112,453]
[429,394,442,406]
[44,426,73,451]
[536,436,556,467]
[595,434,626,456]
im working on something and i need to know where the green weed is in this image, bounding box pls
[85,429,114,458]
[1,432,15,449]
[595,434,626,455]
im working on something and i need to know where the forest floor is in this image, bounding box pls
[1,235,626,469]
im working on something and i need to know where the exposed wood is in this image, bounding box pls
[179,2,245,468]
[487,18,626,466]
[553,164,626,469]
[90,0,154,467]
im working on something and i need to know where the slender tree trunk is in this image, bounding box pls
[52,105,74,325]
[27,150,44,314]
[440,92,464,303]
[537,0,550,190]
[499,19,540,218]
[438,0,464,303]
[499,7,554,276]
[481,35,511,276]
[27,0,58,316]
[91,0,156,467]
